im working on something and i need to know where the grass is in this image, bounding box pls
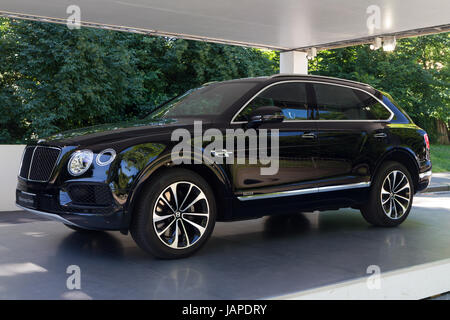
[430,144,450,173]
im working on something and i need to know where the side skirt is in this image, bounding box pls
[237,182,371,201]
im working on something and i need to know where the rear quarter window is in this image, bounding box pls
[313,83,392,120]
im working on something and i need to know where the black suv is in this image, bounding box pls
[16,74,432,258]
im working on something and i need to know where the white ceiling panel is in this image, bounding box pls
[1,0,449,50]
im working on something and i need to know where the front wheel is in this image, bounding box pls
[361,161,414,227]
[130,169,216,259]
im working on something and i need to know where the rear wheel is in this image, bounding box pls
[361,161,414,227]
[130,168,216,259]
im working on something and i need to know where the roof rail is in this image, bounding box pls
[270,73,372,87]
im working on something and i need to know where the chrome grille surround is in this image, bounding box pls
[19,146,61,182]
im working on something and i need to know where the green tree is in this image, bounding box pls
[0,18,277,143]
[2,17,448,144]
[309,33,449,142]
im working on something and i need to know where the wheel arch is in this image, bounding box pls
[373,147,420,192]
[124,153,233,227]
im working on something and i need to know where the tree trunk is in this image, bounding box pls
[436,119,449,145]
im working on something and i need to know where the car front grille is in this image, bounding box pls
[19,146,61,182]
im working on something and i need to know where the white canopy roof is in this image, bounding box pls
[1,0,449,51]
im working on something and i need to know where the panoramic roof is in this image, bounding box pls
[1,0,449,51]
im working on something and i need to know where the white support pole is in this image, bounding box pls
[280,51,308,74]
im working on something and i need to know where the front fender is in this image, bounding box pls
[123,149,234,226]
[108,142,166,204]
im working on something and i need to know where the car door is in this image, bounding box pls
[228,81,320,200]
[311,82,392,189]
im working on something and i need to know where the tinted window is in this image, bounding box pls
[234,82,310,122]
[313,83,391,120]
[148,81,257,119]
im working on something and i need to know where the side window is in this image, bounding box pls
[234,82,310,122]
[313,83,391,120]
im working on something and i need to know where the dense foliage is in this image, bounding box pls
[0,18,277,143]
[310,33,449,142]
[0,18,448,143]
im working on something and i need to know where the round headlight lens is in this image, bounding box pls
[68,150,93,176]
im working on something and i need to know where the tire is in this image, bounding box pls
[361,161,414,227]
[130,168,217,259]
[64,224,100,233]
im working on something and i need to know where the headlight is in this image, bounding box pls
[68,150,94,176]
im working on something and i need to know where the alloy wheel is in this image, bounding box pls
[380,170,411,219]
[152,181,209,249]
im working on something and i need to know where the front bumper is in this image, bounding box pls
[16,203,80,227]
[16,180,128,230]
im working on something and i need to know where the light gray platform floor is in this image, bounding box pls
[0,192,449,299]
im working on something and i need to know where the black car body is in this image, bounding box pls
[16,74,432,258]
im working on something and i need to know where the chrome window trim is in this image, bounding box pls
[237,181,371,201]
[230,80,394,124]
[18,145,62,182]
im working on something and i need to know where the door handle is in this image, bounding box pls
[374,132,387,139]
[301,133,317,139]
[211,149,233,158]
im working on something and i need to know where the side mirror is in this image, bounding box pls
[248,106,284,126]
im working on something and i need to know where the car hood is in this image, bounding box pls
[42,118,198,148]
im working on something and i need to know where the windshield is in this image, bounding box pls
[147,81,257,119]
